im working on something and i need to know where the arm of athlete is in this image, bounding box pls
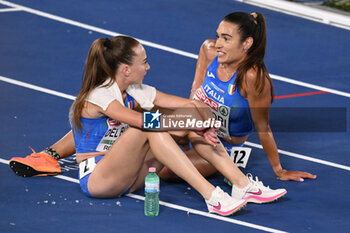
[151,42,219,146]
[187,39,219,146]
[244,69,317,182]
[99,89,218,146]
[190,39,217,99]
[153,90,219,147]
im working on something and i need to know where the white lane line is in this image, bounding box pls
[0,76,76,100]
[129,193,287,233]
[0,158,10,164]
[0,0,350,98]
[244,141,350,171]
[1,158,286,233]
[0,0,198,60]
[1,74,349,172]
[55,174,79,183]
[0,7,21,12]
[270,74,350,98]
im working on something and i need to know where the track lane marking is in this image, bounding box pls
[0,7,20,12]
[274,91,329,99]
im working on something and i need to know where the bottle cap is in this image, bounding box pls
[149,167,156,172]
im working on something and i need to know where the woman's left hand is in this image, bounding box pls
[196,127,220,147]
[277,169,317,182]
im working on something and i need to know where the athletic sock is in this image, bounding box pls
[42,148,60,160]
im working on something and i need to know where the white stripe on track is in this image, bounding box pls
[0,7,21,12]
[0,0,198,60]
[128,193,287,233]
[0,158,10,164]
[244,142,350,171]
[55,174,79,184]
[0,0,350,98]
[0,158,287,233]
[1,74,349,172]
[270,74,350,98]
[0,76,76,100]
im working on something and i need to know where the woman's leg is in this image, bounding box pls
[49,130,76,159]
[158,130,217,181]
[127,148,166,193]
[87,127,151,198]
[159,148,218,181]
[188,132,288,203]
[87,127,215,199]
[188,131,249,188]
[158,131,247,187]
[9,131,76,177]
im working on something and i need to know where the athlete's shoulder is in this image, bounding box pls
[244,67,271,98]
[245,68,258,84]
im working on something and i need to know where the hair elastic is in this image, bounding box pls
[250,12,258,24]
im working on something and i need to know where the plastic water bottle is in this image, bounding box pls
[144,167,159,216]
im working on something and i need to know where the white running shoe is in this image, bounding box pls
[206,186,247,216]
[231,174,287,204]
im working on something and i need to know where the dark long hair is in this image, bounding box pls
[70,36,140,129]
[223,12,274,101]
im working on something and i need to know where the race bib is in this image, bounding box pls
[96,119,129,152]
[229,147,252,168]
[194,87,231,139]
[212,104,230,139]
[79,157,97,179]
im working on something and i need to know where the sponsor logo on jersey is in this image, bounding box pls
[107,118,122,126]
[194,87,219,111]
[219,105,229,117]
[210,81,225,94]
[207,71,215,79]
[203,84,225,104]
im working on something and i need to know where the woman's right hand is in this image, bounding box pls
[196,127,220,147]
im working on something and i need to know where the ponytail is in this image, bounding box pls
[70,36,140,130]
[223,12,274,102]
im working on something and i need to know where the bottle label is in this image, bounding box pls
[145,182,159,193]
